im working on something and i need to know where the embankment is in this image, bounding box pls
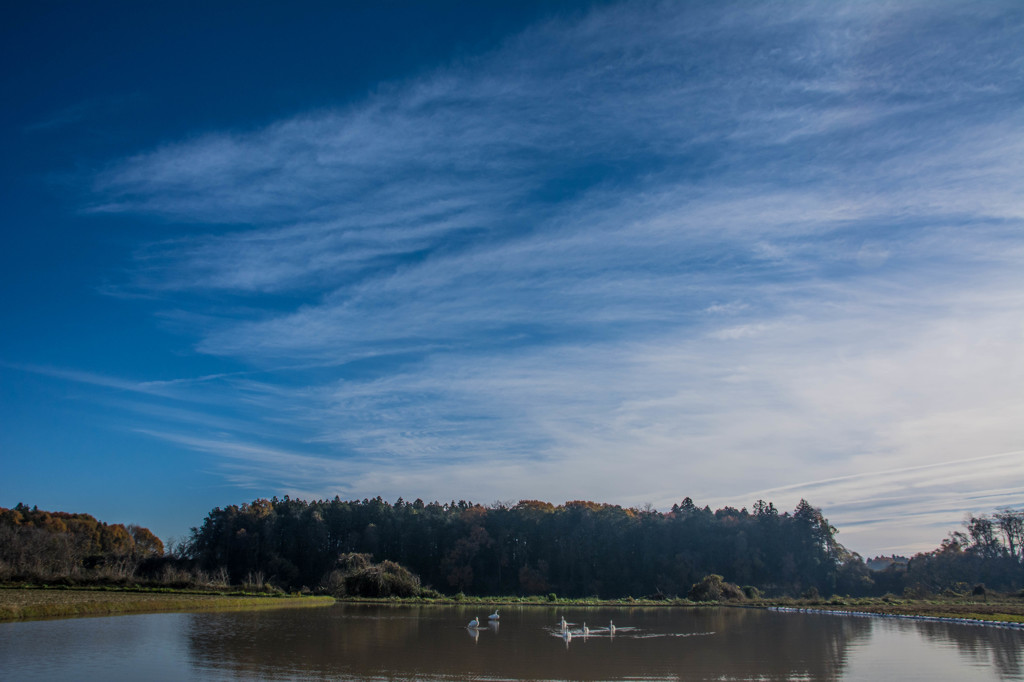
[0,587,334,621]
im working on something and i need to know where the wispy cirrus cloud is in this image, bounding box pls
[728,450,1024,554]
[72,0,1024,554]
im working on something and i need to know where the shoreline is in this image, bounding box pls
[3,586,1023,627]
[0,586,334,622]
[767,606,1024,630]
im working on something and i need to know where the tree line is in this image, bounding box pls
[184,496,856,597]
[3,498,1021,598]
[876,508,1024,597]
[0,503,163,583]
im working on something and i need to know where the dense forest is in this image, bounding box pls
[185,497,852,598]
[2,498,1022,599]
[0,504,164,582]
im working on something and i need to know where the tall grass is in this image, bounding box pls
[0,587,334,621]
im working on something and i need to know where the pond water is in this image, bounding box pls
[1,604,1022,681]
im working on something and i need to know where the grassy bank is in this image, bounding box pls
[0,586,335,622]
[5,587,1022,626]
[785,596,1024,624]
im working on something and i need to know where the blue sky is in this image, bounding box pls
[2,0,1022,556]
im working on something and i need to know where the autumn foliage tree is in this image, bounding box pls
[0,503,164,582]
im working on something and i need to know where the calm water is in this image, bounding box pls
[1,604,1022,681]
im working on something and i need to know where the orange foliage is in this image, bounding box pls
[460,505,489,523]
[563,500,604,513]
[0,505,163,559]
[515,500,555,512]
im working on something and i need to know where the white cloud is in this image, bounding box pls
[111,274,1024,555]
[75,0,1024,555]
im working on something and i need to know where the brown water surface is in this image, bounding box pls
[1,603,1021,680]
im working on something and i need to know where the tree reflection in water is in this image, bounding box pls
[913,620,1023,680]
[182,604,1020,681]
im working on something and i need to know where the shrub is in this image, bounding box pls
[903,585,928,599]
[688,574,745,602]
[323,553,428,598]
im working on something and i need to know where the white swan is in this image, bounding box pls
[489,609,500,620]
[583,622,589,637]
[468,616,480,629]
[609,619,616,635]
[560,615,567,632]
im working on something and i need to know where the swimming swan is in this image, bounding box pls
[468,616,480,629]
[489,609,500,620]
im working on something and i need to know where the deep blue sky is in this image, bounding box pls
[2,0,1022,556]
